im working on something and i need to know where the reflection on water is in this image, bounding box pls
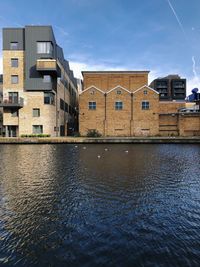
[0,144,200,266]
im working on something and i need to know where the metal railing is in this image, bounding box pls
[0,97,24,107]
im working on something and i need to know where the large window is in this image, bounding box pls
[37,42,53,54]
[11,58,18,68]
[115,101,123,110]
[32,108,40,117]
[32,125,43,134]
[88,101,96,110]
[11,75,19,84]
[44,92,55,105]
[141,101,150,110]
[10,42,18,50]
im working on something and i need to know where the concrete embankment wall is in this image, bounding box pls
[0,137,200,144]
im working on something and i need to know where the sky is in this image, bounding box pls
[0,0,200,95]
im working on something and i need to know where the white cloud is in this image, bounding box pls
[187,76,200,95]
[69,61,128,79]
[148,69,165,85]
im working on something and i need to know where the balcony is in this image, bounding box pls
[173,85,185,88]
[0,97,24,108]
[36,59,61,77]
[157,85,168,89]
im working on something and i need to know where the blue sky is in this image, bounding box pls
[0,0,200,94]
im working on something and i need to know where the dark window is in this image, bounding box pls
[144,90,148,95]
[32,108,40,117]
[60,99,64,110]
[117,90,121,95]
[37,42,53,54]
[88,101,96,110]
[65,102,69,112]
[43,75,52,83]
[32,125,43,134]
[115,101,123,110]
[11,75,19,84]
[60,125,65,136]
[65,80,69,88]
[44,92,55,105]
[9,92,18,103]
[11,58,18,67]
[69,105,72,115]
[69,84,72,94]
[10,42,18,50]
[142,101,150,110]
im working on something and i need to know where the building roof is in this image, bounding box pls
[82,71,150,75]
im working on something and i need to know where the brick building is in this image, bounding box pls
[79,71,200,137]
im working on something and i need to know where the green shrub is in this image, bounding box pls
[21,134,51,138]
[86,129,102,137]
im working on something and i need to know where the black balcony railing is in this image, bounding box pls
[0,97,24,108]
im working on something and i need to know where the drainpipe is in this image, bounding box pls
[104,93,107,136]
[56,91,58,137]
[130,93,133,136]
[18,109,20,137]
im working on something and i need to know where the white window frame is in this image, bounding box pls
[43,75,52,83]
[141,101,150,110]
[11,58,19,68]
[88,101,96,110]
[11,75,19,84]
[32,108,40,117]
[115,101,123,110]
[32,125,43,134]
[10,42,18,50]
[37,42,53,54]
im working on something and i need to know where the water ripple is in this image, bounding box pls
[0,144,200,266]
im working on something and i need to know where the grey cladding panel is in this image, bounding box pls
[3,28,25,50]
[25,26,57,90]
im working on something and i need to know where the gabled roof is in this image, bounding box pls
[80,85,105,95]
[107,85,131,94]
[133,85,159,95]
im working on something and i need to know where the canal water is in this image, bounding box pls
[0,144,200,267]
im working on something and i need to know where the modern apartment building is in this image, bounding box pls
[150,75,186,101]
[1,26,78,137]
[79,71,200,137]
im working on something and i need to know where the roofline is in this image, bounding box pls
[133,85,159,95]
[107,85,131,94]
[82,70,150,75]
[80,85,105,95]
[81,84,159,95]
[3,25,53,30]
[159,101,187,103]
